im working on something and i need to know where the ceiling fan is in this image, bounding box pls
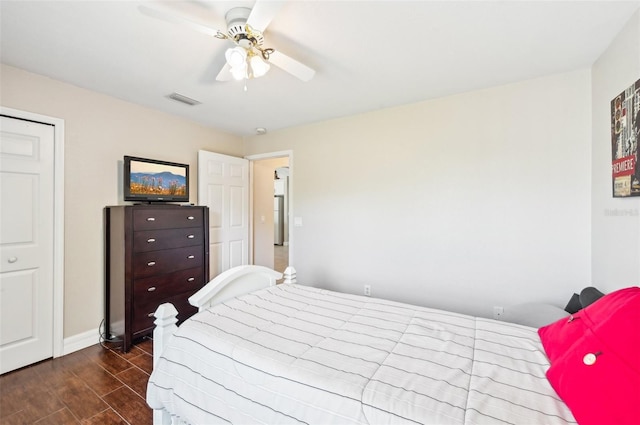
[138,1,315,82]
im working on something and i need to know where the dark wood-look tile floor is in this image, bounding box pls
[0,339,153,425]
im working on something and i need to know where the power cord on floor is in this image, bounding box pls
[98,319,123,350]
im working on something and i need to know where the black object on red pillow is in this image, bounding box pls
[563,293,581,314]
[563,286,605,314]
[578,286,605,308]
[538,287,640,425]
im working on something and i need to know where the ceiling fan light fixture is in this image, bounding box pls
[230,63,248,81]
[249,55,270,78]
[225,46,247,68]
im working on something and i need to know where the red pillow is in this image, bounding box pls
[538,308,586,363]
[538,287,640,425]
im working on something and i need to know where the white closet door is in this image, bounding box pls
[0,116,55,374]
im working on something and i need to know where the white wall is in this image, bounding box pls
[245,70,592,318]
[0,64,243,338]
[591,9,640,292]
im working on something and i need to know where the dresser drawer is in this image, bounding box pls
[133,228,203,252]
[132,291,200,334]
[133,246,203,278]
[133,208,203,231]
[133,267,204,302]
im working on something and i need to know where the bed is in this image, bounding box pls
[146,265,639,425]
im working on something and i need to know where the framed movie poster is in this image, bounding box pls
[611,78,640,197]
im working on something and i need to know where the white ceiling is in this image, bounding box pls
[1,1,639,137]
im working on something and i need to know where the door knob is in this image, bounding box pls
[8,257,17,263]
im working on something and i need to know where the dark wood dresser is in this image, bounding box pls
[105,204,209,351]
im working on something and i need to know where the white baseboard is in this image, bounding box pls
[62,328,100,356]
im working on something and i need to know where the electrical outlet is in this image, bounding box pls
[493,306,504,320]
[364,285,371,296]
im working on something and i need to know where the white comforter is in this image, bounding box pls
[147,284,576,424]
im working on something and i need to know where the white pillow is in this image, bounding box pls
[501,303,568,328]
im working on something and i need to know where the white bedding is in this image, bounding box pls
[147,284,576,424]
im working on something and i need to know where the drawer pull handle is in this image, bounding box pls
[147,217,156,222]
[147,261,156,266]
[147,238,156,243]
[187,255,195,259]
[147,287,156,292]
[147,312,154,318]
[187,277,195,282]
[187,234,195,239]
[187,216,195,220]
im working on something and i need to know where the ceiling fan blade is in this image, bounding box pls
[246,0,285,32]
[269,50,315,82]
[215,63,233,82]
[138,5,224,39]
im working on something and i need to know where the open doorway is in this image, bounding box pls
[249,153,291,273]
[274,166,289,273]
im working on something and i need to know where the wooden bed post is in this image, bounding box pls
[152,303,179,425]
[283,266,297,284]
[152,303,179,366]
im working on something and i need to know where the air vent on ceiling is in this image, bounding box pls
[166,92,201,106]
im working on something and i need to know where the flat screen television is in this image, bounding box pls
[123,156,189,203]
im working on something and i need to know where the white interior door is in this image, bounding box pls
[198,150,249,279]
[0,115,55,374]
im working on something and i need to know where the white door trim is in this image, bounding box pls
[0,106,65,358]
[245,150,294,268]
